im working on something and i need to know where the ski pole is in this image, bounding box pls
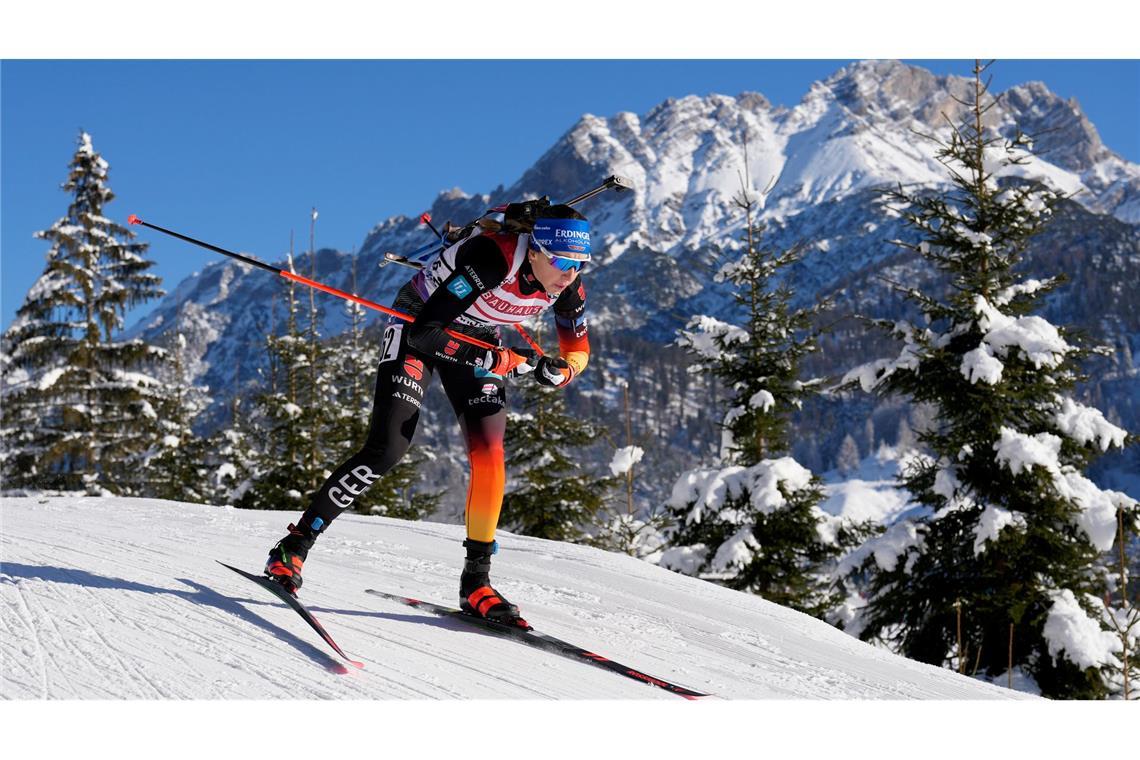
[419,211,444,241]
[127,214,514,355]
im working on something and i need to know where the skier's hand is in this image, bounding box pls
[505,348,540,378]
[486,346,537,377]
[532,355,571,387]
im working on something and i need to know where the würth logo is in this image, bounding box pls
[403,356,424,381]
[444,340,460,356]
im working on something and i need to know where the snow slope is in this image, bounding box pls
[1,496,1030,700]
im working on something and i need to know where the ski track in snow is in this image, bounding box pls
[0,497,1036,700]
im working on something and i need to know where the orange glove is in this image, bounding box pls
[485,347,537,376]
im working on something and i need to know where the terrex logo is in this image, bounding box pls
[463,266,485,290]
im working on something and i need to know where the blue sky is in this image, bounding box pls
[3,59,1138,332]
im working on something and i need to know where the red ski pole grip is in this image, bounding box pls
[128,214,142,225]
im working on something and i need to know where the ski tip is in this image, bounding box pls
[127,214,142,225]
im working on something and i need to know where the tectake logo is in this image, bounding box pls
[447,276,473,299]
[481,383,496,395]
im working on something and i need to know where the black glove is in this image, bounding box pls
[533,355,571,387]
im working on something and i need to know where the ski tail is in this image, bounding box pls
[365,589,709,699]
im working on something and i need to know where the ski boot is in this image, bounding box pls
[459,538,529,629]
[264,522,317,596]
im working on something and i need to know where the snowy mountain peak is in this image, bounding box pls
[543,60,1140,232]
[1001,82,1113,170]
[815,59,964,124]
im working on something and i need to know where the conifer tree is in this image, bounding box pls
[1103,506,1139,699]
[588,380,671,558]
[1,132,167,493]
[141,333,213,502]
[502,376,612,542]
[838,61,1136,698]
[836,434,862,475]
[660,142,844,618]
[235,248,321,510]
[203,370,260,507]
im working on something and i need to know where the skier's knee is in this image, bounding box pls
[362,437,411,474]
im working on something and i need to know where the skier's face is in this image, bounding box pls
[527,247,581,295]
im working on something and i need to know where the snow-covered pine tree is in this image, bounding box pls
[895,415,917,451]
[202,368,260,507]
[300,212,334,498]
[140,333,213,502]
[659,142,844,619]
[838,61,1137,699]
[0,345,22,486]
[836,434,862,476]
[1103,506,1139,699]
[235,246,323,511]
[501,375,612,542]
[588,380,670,558]
[328,254,373,474]
[1,132,168,494]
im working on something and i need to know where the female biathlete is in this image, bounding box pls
[264,204,591,627]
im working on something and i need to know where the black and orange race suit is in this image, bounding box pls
[296,230,589,543]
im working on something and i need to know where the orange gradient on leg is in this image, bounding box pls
[464,436,505,542]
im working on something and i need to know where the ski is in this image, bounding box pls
[364,589,708,699]
[218,561,364,669]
